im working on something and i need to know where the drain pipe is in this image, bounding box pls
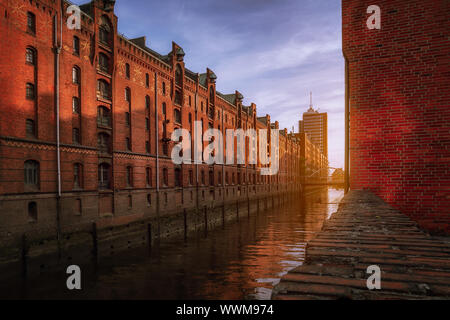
[344,56,350,194]
[54,5,63,251]
[154,71,160,237]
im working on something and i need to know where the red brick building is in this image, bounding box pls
[0,0,303,244]
[342,0,450,234]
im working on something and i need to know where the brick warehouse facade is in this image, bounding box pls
[0,0,327,263]
[343,0,450,234]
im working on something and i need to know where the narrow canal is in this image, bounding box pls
[4,187,344,300]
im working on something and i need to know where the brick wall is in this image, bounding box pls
[0,0,304,241]
[342,0,450,234]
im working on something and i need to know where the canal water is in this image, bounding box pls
[2,187,344,300]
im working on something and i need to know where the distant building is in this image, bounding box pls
[298,96,328,160]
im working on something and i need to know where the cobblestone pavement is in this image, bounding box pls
[271,190,450,300]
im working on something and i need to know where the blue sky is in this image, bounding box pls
[74,0,345,168]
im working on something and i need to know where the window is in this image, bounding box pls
[175,64,182,87]
[201,102,204,112]
[189,170,193,185]
[125,87,131,102]
[162,82,166,95]
[146,167,152,186]
[24,160,39,187]
[72,128,80,144]
[98,133,110,153]
[97,79,110,100]
[26,47,35,65]
[73,163,83,188]
[73,36,80,56]
[26,83,35,100]
[99,53,109,73]
[188,113,192,124]
[72,66,80,84]
[145,118,150,131]
[162,103,166,116]
[97,106,111,127]
[72,97,80,114]
[189,95,192,106]
[125,63,130,79]
[145,96,151,111]
[125,137,131,151]
[162,168,168,186]
[146,73,149,88]
[99,16,111,45]
[174,90,182,105]
[145,141,150,153]
[209,170,214,186]
[126,166,133,187]
[209,87,214,103]
[125,112,130,127]
[28,202,37,222]
[27,12,36,34]
[98,163,110,189]
[174,109,181,124]
[174,168,181,187]
[26,119,35,137]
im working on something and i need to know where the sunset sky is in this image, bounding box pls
[73,0,345,168]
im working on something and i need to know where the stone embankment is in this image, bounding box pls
[272,190,450,300]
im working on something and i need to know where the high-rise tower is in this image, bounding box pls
[298,93,328,159]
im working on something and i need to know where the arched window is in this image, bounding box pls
[97,106,111,127]
[174,167,181,187]
[73,36,80,55]
[189,170,193,185]
[146,73,150,87]
[162,168,168,186]
[26,83,35,100]
[126,166,133,187]
[99,16,111,45]
[175,64,182,87]
[201,170,205,185]
[98,132,110,153]
[209,87,214,104]
[125,63,130,79]
[24,160,39,187]
[146,167,152,187]
[162,102,166,116]
[99,53,109,73]
[162,82,166,95]
[98,163,110,189]
[28,202,37,222]
[145,95,151,110]
[27,12,36,34]
[72,128,80,144]
[26,119,35,137]
[26,47,36,65]
[125,87,131,102]
[174,108,181,124]
[73,163,83,188]
[97,79,110,100]
[72,97,80,114]
[72,66,80,84]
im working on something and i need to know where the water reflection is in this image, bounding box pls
[3,187,344,300]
